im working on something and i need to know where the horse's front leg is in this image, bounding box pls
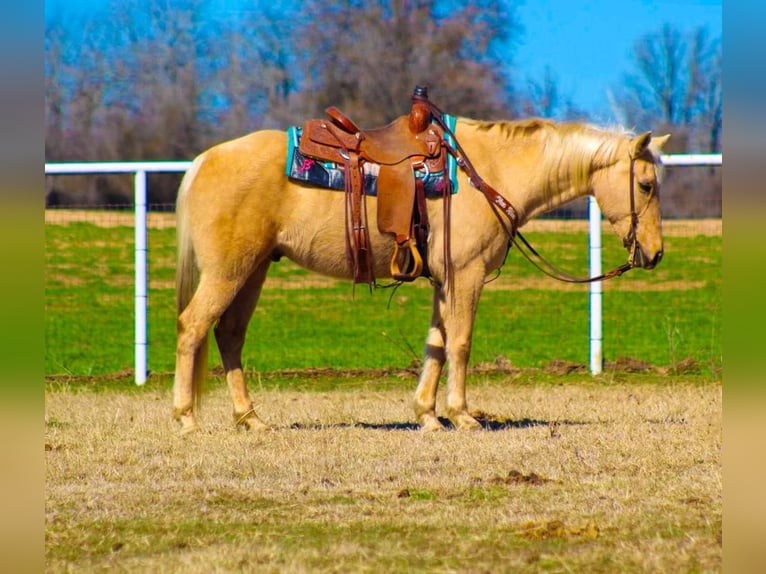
[413,287,448,431]
[413,265,485,431]
[442,263,485,430]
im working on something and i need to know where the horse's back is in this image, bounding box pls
[190,129,287,192]
[184,129,289,213]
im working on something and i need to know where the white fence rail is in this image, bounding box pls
[45,155,722,383]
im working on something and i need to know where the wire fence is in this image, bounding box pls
[45,157,722,381]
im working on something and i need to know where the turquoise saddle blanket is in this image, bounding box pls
[285,114,459,197]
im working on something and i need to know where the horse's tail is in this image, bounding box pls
[175,155,207,409]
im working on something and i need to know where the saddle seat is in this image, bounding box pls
[298,87,448,285]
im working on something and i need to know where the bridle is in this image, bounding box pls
[508,154,646,283]
[419,94,647,284]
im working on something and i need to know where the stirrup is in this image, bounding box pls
[390,238,423,282]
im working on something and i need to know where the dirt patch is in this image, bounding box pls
[488,470,554,486]
[660,218,722,237]
[43,355,709,385]
[545,359,588,375]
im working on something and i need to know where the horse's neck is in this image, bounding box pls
[458,120,612,225]
[520,168,590,224]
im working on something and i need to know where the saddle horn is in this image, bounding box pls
[409,85,432,134]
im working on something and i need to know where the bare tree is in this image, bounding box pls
[205,3,307,133]
[609,23,722,218]
[692,30,722,153]
[522,67,559,118]
[44,25,65,160]
[45,10,111,162]
[294,0,519,125]
[45,0,525,205]
[612,23,721,153]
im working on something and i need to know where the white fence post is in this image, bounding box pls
[45,162,190,384]
[588,197,603,375]
[134,170,148,384]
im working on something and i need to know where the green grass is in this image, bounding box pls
[45,220,722,377]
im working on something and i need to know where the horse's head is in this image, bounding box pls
[592,131,670,270]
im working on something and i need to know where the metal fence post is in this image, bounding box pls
[134,170,148,385]
[588,197,603,375]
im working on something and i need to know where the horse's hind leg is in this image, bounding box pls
[174,275,245,433]
[214,260,271,431]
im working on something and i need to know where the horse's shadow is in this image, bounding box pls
[288,416,590,432]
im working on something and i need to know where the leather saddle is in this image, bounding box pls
[298,86,449,286]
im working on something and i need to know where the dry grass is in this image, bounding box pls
[45,377,721,572]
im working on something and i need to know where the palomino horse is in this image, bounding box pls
[174,117,668,433]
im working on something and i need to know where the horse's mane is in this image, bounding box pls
[460,118,637,198]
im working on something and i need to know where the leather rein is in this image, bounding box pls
[418,95,643,284]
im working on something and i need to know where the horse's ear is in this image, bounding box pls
[630,131,653,157]
[650,134,671,152]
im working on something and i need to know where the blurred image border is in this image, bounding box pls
[723,1,766,572]
[0,3,44,573]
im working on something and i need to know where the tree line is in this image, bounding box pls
[45,0,721,216]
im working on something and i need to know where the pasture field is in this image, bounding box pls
[45,373,721,572]
[45,212,722,571]
[44,212,722,377]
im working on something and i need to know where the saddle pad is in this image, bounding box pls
[285,115,459,197]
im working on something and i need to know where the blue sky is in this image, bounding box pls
[514,0,722,121]
[45,0,721,122]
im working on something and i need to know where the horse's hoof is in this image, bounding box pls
[174,408,199,435]
[452,412,482,431]
[240,417,270,432]
[418,413,445,432]
[234,409,269,432]
[178,416,199,436]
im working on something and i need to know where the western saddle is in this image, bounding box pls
[298,86,452,287]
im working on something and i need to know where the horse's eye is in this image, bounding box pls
[638,181,653,194]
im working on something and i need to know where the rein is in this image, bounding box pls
[416,94,641,284]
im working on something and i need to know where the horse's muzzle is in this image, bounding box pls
[633,244,664,270]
